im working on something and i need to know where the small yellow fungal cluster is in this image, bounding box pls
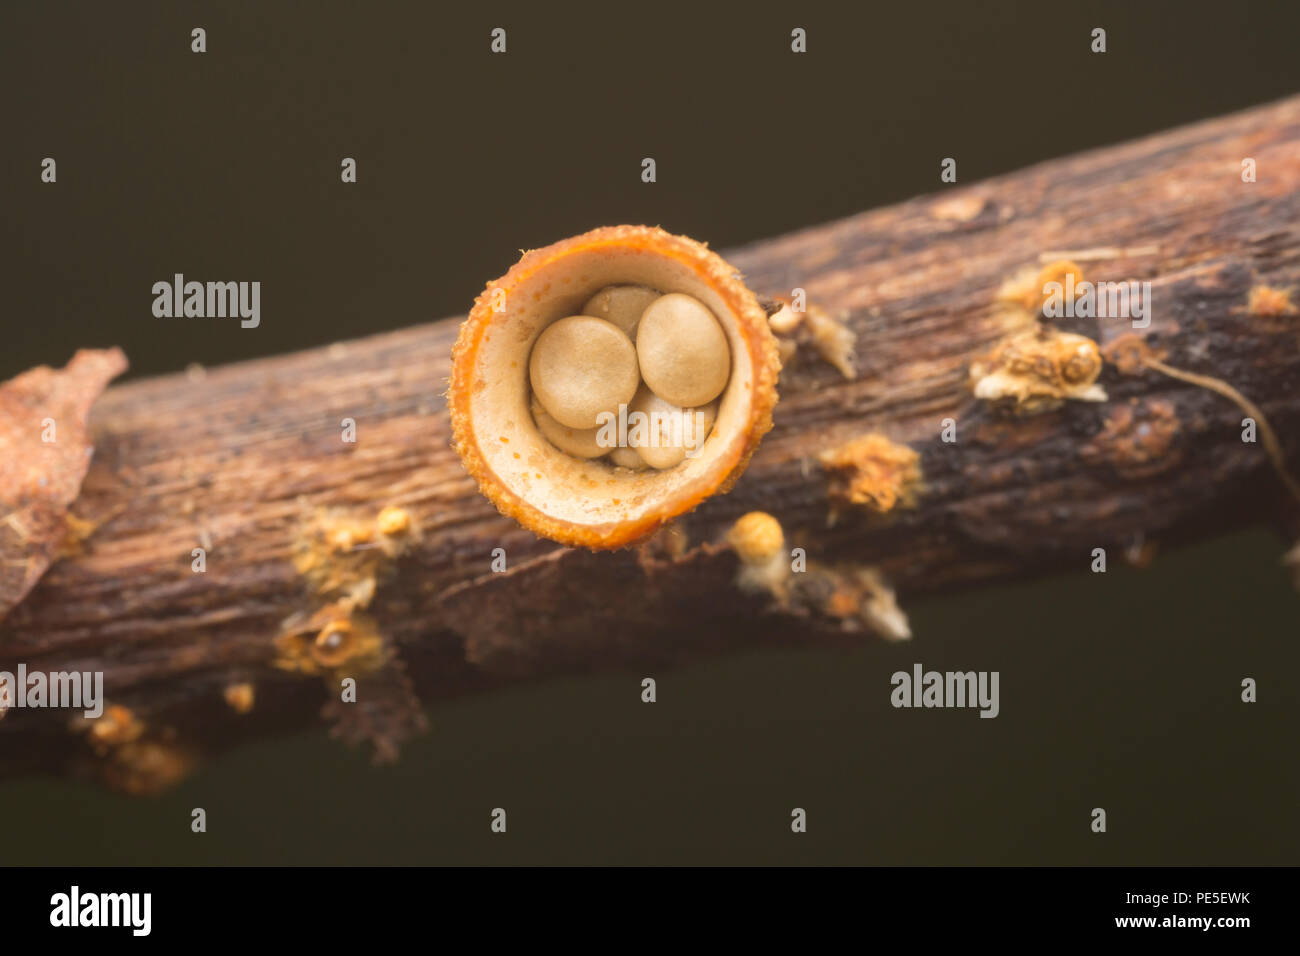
[818,433,922,514]
[724,512,911,641]
[311,618,368,669]
[223,682,255,714]
[528,286,730,470]
[99,740,194,796]
[83,703,144,755]
[293,504,417,606]
[281,505,414,681]
[977,260,1108,414]
[375,504,411,537]
[1247,285,1298,318]
[274,604,388,677]
[997,259,1086,316]
[74,704,194,795]
[1245,284,1299,337]
[970,327,1106,413]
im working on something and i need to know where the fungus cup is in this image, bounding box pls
[450,226,781,549]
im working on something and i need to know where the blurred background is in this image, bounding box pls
[1,0,1297,863]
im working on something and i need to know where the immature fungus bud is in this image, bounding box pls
[637,293,731,407]
[581,284,660,339]
[728,511,785,565]
[450,225,781,549]
[223,682,256,714]
[727,511,790,597]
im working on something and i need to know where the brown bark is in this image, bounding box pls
[4,95,1300,784]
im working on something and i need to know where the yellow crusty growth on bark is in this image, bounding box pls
[99,740,195,796]
[970,326,1106,413]
[274,604,388,677]
[997,259,1085,315]
[278,504,414,680]
[75,703,195,795]
[1247,284,1297,318]
[82,703,144,755]
[223,682,255,714]
[818,433,922,513]
[723,511,911,641]
[978,259,1107,414]
[293,505,418,607]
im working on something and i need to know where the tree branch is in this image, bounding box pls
[4,95,1299,787]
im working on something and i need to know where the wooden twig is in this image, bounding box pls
[3,95,1299,787]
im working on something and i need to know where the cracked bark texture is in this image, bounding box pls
[3,95,1299,783]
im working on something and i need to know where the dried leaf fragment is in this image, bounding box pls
[0,349,127,621]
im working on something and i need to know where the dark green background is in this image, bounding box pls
[1,1,1297,864]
